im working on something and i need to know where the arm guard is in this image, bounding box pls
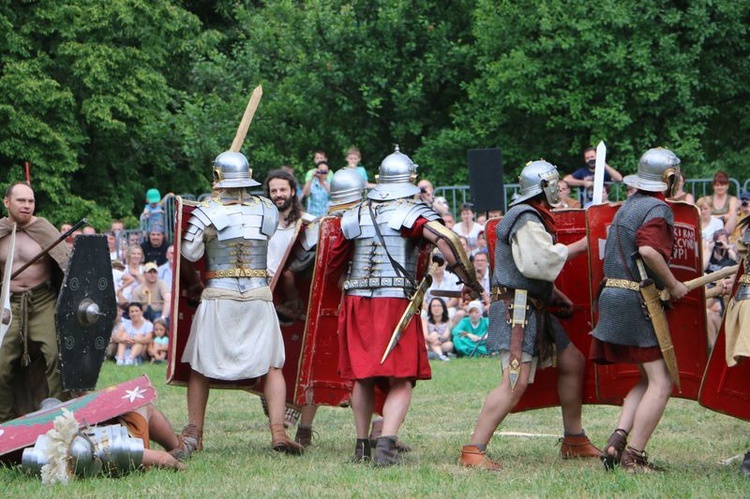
[423,220,482,293]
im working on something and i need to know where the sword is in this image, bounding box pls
[380,262,438,364]
[659,264,739,301]
[429,289,462,298]
[592,141,607,205]
[1,223,17,346]
[230,85,263,153]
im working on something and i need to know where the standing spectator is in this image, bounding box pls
[141,224,169,266]
[114,302,154,366]
[141,188,165,232]
[303,150,332,183]
[131,262,171,322]
[668,171,695,204]
[697,171,740,234]
[157,245,174,287]
[302,160,331,217]
[698,198,724,268]
[422,297,454,361]
[556,180,581,209]
[452,301,490,358]
[342,146,372,187]
[453,203,485,250]
[563,146,623,206]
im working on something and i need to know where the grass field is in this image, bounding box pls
[2,358,749,498]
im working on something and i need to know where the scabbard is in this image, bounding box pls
[507,289,529,391]
[640,279,681,391]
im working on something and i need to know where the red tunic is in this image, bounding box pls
[333,218,432,381]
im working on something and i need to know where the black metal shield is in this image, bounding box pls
[55,235,117,391]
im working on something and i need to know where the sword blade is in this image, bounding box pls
[592,141,607,205]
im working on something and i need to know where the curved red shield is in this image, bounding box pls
[592,201,709,401]
[699,262,750,421]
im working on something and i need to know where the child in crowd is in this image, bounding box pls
[148,318,170,364]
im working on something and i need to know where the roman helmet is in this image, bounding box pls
[212,151,260,188]
[623,148,681,196]
[367,146,421,201]
[510,160,561,207]
[329,168,366,208]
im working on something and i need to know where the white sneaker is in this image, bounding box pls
[116,357,124,366]
[125,357,134,366]
[439,354,451,362]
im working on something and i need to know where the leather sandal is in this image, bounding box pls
[169,423,202,460]
[620,445,664,474]
[601,428,628,470]
[559,432,601,459]
[459,445,502,471]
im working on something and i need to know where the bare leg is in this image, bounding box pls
[470,364,530,446]
[187,370,210,432]
[143,405,180,451]
[380,378,412,436]
[627,359,672,451]
[352,379,375,439]
[299,404,318,427]
[556,344,585,434]
[263,367,287,426]
[615,370,648,433]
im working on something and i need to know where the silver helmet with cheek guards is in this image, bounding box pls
[510,160,561,207]
[212,151,261,188]
[624,147,680,196]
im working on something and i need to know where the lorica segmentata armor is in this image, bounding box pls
[341,198,439,298]
[185,195,278,292]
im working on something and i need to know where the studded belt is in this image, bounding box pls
[204,268,268,279]
[604,278,640,291]
[343,277,413,291]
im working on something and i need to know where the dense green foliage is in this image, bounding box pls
[1,1,749,226]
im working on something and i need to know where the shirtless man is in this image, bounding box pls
[0,182,70,422]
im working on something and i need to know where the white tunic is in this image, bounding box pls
[181,225,285,380]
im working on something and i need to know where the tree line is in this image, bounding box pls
[1,0,748,227]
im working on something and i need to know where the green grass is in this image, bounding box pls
[2,358,749,497]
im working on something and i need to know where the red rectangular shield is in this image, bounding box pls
[294,217,353,407]
[592,201,709,401]
[0,375,155,457]
[485,210,607,412]
[699,263,750,421]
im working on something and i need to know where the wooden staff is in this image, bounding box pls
[230,85,263,153]
[10,218,87,280]
[660,264,739,301]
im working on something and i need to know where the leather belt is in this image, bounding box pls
[343,277,413,291]
[491,286,542,309]
[604,278,640,291]
[204,268,268,279]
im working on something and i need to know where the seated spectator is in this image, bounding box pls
[422,297,453,361]
[117,245,145,303]
[451,301,490,358]
[453,203,485,250]
[131,262,171,322]
[114,302,154,365]
[470,231,488,258]
[698,197,724,243]
[442,211,456,230]
[148,318,170,364]
[423,254,461,319]
[668,171,695,204]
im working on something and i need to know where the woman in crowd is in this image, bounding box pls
[422,297,454,362]
[453,203,485,250]
[698,171,740,234]
[668,171,695,204]
[117,245,145,303]
[114,302,154,365]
